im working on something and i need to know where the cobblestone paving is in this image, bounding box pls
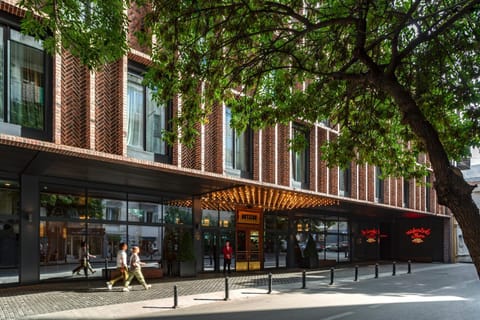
[0,263,420,320]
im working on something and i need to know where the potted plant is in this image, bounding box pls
[178,231,196,277]
[303,234,319,269]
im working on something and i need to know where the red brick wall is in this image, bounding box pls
[277,124,290,187]
[308,129,316,191]
[60,51,89,149]
[94,61,123,155]
[358,164,367,200]
[127,2,151,54]
[262,127,276,184]
[351,162,358,199]
[204,104,223,174]
[252,130,260,181]
[317,128,328,194]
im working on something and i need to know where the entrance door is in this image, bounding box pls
[236,228,262,271]
[202,230,218,272]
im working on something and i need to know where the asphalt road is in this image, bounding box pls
[127,263,479,320]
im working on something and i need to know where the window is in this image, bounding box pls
[403,178,410,208]
[225,106,251,178]
[426,174,431,212]
[127,63,171,163]
[375,167,384,203]
[291,124,309,188]
[339,165,351,197]
[0,23,51,140]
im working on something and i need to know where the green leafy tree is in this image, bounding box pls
[19,1,480,277]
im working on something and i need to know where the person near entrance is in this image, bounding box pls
[222,240,233,274]
[106,242,129,290]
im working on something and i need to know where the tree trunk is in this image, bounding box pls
[377,74,480,278]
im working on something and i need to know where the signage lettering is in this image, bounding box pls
[406,227,431,244]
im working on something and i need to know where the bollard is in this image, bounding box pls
[354,265,359,282]
[302,270,306,289]
[408,260,411,274]
[374,263,379,278]
[392,261,396,276]
[267,273,272,294]
[173,285,178,308]
[224,277,229,301]
[104,258,108,280]
[329,267,334,285]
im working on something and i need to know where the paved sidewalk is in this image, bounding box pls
[0,262,459,320]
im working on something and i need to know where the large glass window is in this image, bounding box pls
[403,178,410,208]
[127,65,171,163]
[225,106,251,178]
[339,165,351,197]
[291,124,309,188]
[38,185,166,281]
[375,167,384,203]
[0,23,51,140]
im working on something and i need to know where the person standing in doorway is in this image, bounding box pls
[123,246,151,291]
[106,242,128,290]
[222,240,233,274]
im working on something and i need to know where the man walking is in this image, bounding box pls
[106,242,128,290]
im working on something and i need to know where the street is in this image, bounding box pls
[143,263,479,320]
[26,263,480,320]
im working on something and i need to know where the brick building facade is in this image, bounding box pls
[0,1,452,285]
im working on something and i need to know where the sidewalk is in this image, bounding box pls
[0,262,460,320]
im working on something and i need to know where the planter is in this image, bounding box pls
[179,261,196,277]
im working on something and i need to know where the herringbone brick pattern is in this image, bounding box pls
[61,51,89,148]
[204,105,223,174]
[95,62,123,155]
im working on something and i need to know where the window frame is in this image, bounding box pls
[0,13,53,141]
[375,167,384,203]
[126,61,172,164]
[339,165,351,197]
[291,123,310,189]
[224,106,252,179]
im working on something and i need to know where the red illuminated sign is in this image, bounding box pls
[361,229,380,243]
[406,227,431,244]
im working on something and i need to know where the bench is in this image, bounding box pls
[103,267,164,280]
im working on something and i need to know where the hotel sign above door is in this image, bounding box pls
[237,210,260,225]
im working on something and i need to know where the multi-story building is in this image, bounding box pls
[0,2,451,285]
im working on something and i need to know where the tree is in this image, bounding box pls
[19,1,480,277]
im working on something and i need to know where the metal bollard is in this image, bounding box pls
[354,265,359,282]
[224,277,229,301]
[408,260,411,274]
[392,261,396,276]
[173,285,178,308]
[329,267,334,285]
[302,270,306,289]
[267,273,272,294]
[375,263,379,278]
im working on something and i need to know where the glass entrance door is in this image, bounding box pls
[236,228,262,271]
[202,230,218,272]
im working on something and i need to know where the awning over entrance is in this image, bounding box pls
[169,185,340,211]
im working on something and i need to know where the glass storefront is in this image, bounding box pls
[294,215,350,265]
[0,179,20,284]
[37,183,184,281]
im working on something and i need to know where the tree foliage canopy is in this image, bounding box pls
[139,0,480,181]
[18,0,480,181]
